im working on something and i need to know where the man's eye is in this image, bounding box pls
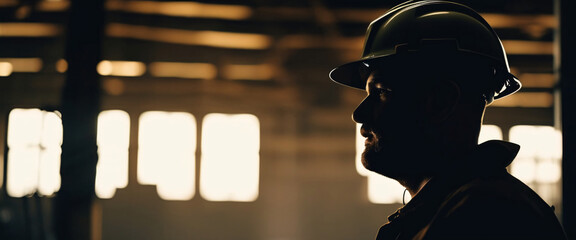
[375,87,393,97]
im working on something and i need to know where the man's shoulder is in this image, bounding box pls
[418,173,566,239]
[452,172,542,204]
[442,172,556,220]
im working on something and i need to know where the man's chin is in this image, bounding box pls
[361,149,430,179]
[361,150,400,178]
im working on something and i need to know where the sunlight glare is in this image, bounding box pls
[0,58,42,72]
[478,125,503,143]
[510,126,562,159]
[0,62,13,76]
[97,60,146,77]
[536,161,561,183]
[7,109,62,197]
[96,110,130,199]
[138,111,196,200]
[355,124,370,176]
[356,124,407,204]
[200,113,260,202]
[37,112,62,196]
[56,59,68,73]
[509,125,562,184]
[367,173,410,204]
[510,160,536,183]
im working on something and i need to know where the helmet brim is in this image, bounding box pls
[329,54,399,90]
[329,59,368,90]
[329,52,521,103]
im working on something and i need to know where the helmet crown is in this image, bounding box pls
[329,0,521,103]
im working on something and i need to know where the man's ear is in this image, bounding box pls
[425,80,461,123]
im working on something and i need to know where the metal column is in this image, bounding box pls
[54,0,104,239]
[559,0,576,238]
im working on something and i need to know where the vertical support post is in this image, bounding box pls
[54,0,104,239]
[558,0,576,238]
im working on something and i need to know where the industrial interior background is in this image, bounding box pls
[0,0,575,239]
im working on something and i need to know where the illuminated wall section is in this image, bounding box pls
[137,111,196,200]
[6,109,62,197]
[96,110,130,199]
[200,113,260,202]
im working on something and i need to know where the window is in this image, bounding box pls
[509,125,562,205]
[137,111,196,200]
[5,109,263,202]
[6,108,62,197]
[478,125,503,143]
[356,124,407,204]
[96,110,130,199]
[200,113,260,202]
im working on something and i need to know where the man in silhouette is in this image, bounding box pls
[329,1,567,239]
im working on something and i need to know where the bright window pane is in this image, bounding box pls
[137,111,196,201]
[355,124,406,204]
[510,126,562,160]
[7,109,62,197]
[7,148,40,197]
[37,148,62,195]
[355,124,370,177]
[200,113,259,202]
[367,173,410,204]
[479,125,503,143]
[509,125,562,205]
[96,110,130,199]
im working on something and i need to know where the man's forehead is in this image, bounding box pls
[365,69,404,86]
[364,68,437,91]
[367,69,390,81]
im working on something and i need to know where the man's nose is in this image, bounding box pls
[352,97,371,123]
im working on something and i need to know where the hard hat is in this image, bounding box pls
[329,0,521,104]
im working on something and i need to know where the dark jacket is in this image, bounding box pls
[376,140,567,240]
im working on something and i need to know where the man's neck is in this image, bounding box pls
[395,139,479,198]
[398,177,431,198]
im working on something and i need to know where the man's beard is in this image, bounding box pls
[360,130,441,180]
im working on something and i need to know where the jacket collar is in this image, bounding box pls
[473,140,520,168]
[388,140,520,222]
